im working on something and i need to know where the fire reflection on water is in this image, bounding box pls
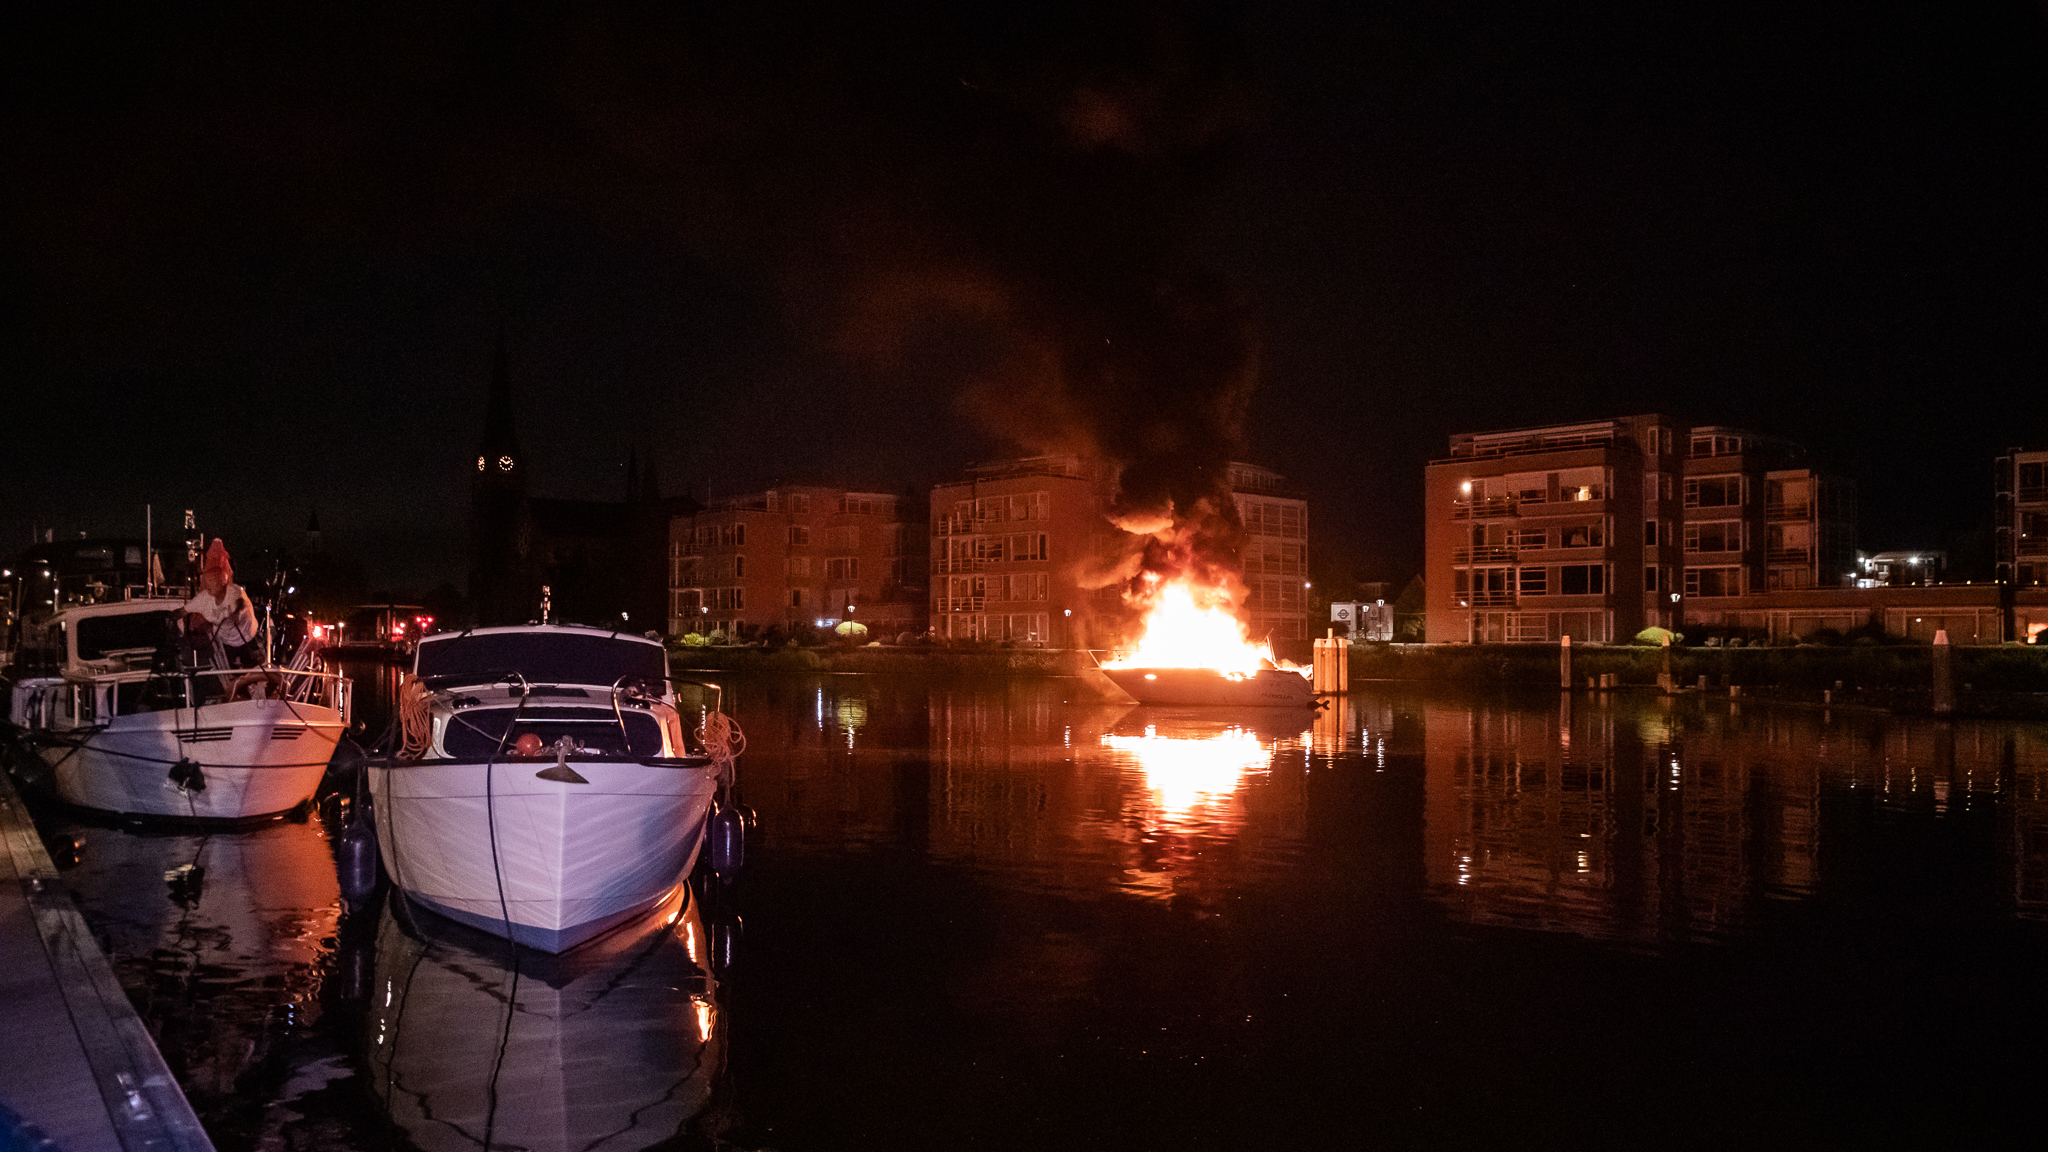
[1100,725,1272,821]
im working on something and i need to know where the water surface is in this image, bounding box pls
[34,672,2048,1150]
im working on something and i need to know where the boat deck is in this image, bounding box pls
[0,769,214,1152]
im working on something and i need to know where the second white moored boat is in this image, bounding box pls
[5,598,351,821]
[367,624,736,953]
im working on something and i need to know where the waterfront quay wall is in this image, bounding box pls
[1350,642,2048,716]
[667,640,2048,717]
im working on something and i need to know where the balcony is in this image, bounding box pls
[932,557,991,574]
[1461,591,1517,608]
[937,597,986,613]
[1765,502,1812,521]
[1451,496,1518,520]
[1767,548,1811,565]
[1451,545,1518,564]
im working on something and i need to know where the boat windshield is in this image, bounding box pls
[415,631,667,688]
[76,611,178,661]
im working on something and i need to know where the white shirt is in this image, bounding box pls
[185,583,259,648]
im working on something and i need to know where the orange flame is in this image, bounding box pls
[1101,576,1287,676]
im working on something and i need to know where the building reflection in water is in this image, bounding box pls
[1424,692,2048,943]
[361,884,723,1152]
[725,674,2048,938]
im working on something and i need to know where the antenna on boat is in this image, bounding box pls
[145,504,153,598]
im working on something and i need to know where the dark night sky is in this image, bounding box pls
[6,2,2043,593]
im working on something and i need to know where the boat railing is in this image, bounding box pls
[25,664,351,728]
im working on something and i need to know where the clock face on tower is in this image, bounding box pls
[498,455,516,472]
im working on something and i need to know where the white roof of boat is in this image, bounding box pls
[419,624,664,647]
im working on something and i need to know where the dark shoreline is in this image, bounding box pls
[666,641,2048,720]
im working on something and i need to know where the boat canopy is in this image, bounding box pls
[415,629,667,688]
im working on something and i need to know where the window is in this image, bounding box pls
[827,557,859,580]
[1684,475,1744,508]
[1560,524,1604,548]
[1683,520,1743,553]
[788,494,810,514]
[719,522,746,546]
[1509,528,1547,549]
[1001,573,1047,600]
[827,526,859,551]
[1518,567,1547,595]
[791,589,804,608]
[1644,566,1660,593]
[734,556,745,579]
[1684,567,1741,597]
[1007,492,1047,521]
[788,557,812,577]
[1559,565,1605,595]
[1644,520,1660,547]
[788,525,810,546]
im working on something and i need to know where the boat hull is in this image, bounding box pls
[1099,666,1317,708]
[36,699,344,821]
[369,757,719,953]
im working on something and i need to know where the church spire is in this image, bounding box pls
[475,330,523,488]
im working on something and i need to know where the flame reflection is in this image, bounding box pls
[1101,724,1272,819]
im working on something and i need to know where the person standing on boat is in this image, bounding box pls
[183,539,261,667]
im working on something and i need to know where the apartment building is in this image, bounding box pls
[1230,463,1311,643]
[1424,416,1854,643]
[668,485,927,638]
[929,456,1309,647]
[1997,446,2048,588]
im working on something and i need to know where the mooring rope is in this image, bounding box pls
[695,710,745,785]
[397,675,435,760]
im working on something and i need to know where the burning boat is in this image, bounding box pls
[1096,581,1316,708]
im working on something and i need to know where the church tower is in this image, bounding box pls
[468,336,529,624]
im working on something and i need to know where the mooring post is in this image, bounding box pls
[1931,628,1955,716]
[1560,634,1573,691]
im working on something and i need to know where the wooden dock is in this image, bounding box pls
[0,769,213,1152]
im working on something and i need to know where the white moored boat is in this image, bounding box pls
[4,598,351,821]
[367,625,736,953]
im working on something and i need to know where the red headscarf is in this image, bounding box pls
[202,538,233,583]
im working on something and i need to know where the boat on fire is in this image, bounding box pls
[366,624,737,953]
[1096,662,1317,708]
[3,598,352,821]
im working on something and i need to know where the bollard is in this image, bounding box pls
[1560,635,1573,691]
[1932,629,1955,716]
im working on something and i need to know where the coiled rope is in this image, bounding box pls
[695,710,745,785]
[397,675,435,760]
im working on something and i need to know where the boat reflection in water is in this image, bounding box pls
[363,883,724,1152]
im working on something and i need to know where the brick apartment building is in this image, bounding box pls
[668,485,928,639]
[1997,446,2048,588]
[929,456,1308,648]
[1424,416,1854,644]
